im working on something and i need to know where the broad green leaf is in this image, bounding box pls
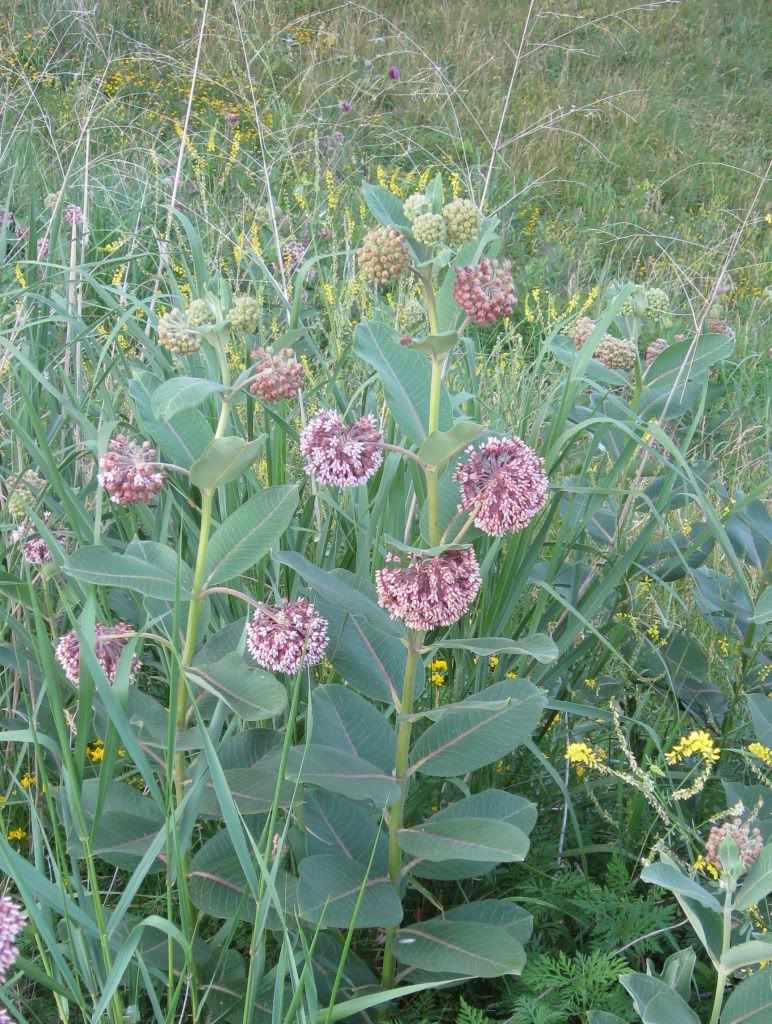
[147,408,214,468]
[747,694,772,748]
[398,817,529,863]
[196,767,295,817]
[186,653,287,720]
[188,829,295,927]
[411,790,536,880]
[435,635,558,664]
[361,182,410,230]
[640,861,722,911]
[736,846,772,912]
[203,485,298,586]
[297,854,402,928]
[0,572,32,605]
[311,684,396,774]
[151,376,226,420]
[354,319,452,444]
[751,587,772,625]
[443,899,533,946]
[392,919,525,978]
[620,973,700,1024]
[720,968,772,1023]
[645,333,734,388]
[408,332,463,357]
[410,679,547,777]
[647,947,696,1002]
[304,790,387,870]
[63,544,192,600]
[62,780,164,873]
[280,745,400,805]
[721,940,772,972]
[418,420,486,469]
[190,436,265,490]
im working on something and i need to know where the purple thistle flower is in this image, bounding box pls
[300,410,383,487]
[98,434,165,505]
[0,897,26,984]
[224,111,240,125]
[340,99,352,112]
[55,622,140,686]
[10,512,66,565]
[246,598,328,674]
[388,66,400,81]
[376,548,481,630]
[249,347,306,402]
[454,437,548,536]
[453,258,516,325]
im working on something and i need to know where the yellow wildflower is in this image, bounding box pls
[14,264,26,288]
[20,773,36,790]
[87,739,105,763]
[694,855,719,880]
[748,742,772,768]
[430,657,448,686]
[8,828,27,842]
[566,742,606,769]
[664,730,720,766]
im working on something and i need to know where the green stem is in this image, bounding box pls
[426,355,443,546]
[380,629,422,1000]
[242,671,305,1024]
[708,883,734,1024]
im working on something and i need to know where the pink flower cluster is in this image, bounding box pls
[376,547,481,630]
[0,897,25,986]
[705,815,763,872]
[65,204,83,226]
[454,437,549,536]
[55,622,140,686]
[300,410,383,487]
[246,598,328,674]
[98,435,165,505]
[453,258,516,325]
[11,512,66,565]
[249,347,306,402]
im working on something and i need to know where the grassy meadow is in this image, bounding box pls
[0,1,770,1022]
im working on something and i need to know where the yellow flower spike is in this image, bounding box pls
[748,742,772,768]
[14,264,26,288]
[566,742,606,770]
[693,855,720,880]
[664,730,720,767]
[488,656,499,670]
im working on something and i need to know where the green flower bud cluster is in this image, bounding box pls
[412,212,447,247]
[227,295,262,334]
[442,198,481,245]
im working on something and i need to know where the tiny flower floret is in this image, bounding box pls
[453,258,516,325]
[55,622,140,685]
[376,547,481,630]
[0,896,26,984]
[246,598,328,674]
[98,434,165,505]
[300,410,383,487]
[454,437,549,536]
